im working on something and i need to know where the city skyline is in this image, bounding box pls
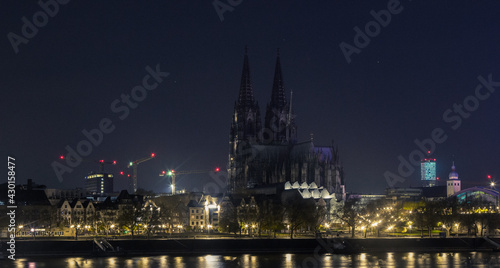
[2,1,500,194]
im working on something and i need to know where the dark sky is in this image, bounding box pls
[2,1,499,194]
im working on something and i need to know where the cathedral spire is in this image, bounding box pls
[238,46,254,106]
[270,48,287,109]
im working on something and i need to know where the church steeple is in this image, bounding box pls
[449,161,459,180]
[264,49,297,144]
[238,46,254,106]
[270,48,287,109]
[447,161,461,197]
[228,47,262,192]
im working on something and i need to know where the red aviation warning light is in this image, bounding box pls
[60,155,64,160]
[151,153,156,158]
[120,171,124,175]
[99,160,104,163]
[215,167,220,172]
[112,160,117,165]
[488,175,492,179]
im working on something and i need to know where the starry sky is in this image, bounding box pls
[2,1,500,194]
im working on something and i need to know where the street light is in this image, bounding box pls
[70,225,79,240]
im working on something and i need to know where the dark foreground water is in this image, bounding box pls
[3,252,500,267]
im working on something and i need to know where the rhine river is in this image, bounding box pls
[3,252,500,268]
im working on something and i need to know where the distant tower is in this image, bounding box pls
[421,158,437,187]
[228,47,262,192]
[264,48,297,144]
[446,162,461,197]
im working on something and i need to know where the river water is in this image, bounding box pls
[3,252,500,267]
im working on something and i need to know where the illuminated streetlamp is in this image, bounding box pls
[70,225,80,240]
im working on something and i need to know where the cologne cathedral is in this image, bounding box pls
[227,48,345,201]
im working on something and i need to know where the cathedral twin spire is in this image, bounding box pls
[233,47,296,145]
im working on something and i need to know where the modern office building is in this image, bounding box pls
[85,172,114,195]
[421,158,437,187]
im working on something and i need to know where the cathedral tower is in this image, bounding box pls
[264,49,297,144]
[228,47,262,192]
[227,48,344,198]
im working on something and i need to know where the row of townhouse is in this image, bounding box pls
[57,199,96,225]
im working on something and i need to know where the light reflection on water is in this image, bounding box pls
[5,252,500,268]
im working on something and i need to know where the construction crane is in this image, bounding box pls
[59,156,116,173]
[128,153,156,193]
[160,167,220,195]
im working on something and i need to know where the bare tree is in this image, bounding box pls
[334,198,361,238]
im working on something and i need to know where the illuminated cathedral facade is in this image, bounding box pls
[227,48,345,201]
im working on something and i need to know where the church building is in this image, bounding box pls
[227,48,345,201]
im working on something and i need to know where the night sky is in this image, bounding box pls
[2,1,500,195]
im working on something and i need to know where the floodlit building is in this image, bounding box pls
[421,158,437,187]
[188,194,220,231]
[446,162,461,197]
